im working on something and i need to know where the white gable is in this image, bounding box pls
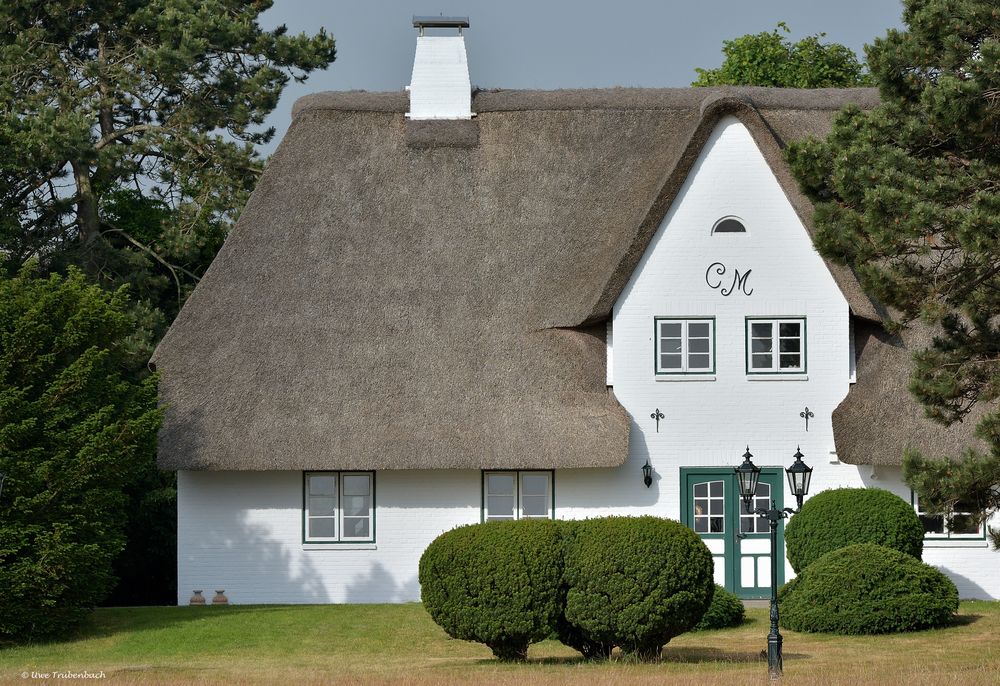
[406,36,472,120]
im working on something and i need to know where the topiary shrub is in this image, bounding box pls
[550,521,613,660]
[561,516,715,661]
[419,519,563,661]
[693,584,745,631]
[784,488,923,573]
[779,543,959,634]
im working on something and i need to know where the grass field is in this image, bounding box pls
[0,601,997,685]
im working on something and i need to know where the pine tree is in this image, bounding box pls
[786,0,1000,546]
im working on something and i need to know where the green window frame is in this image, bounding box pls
[654,317,716,375]
[912,491,986,540]
[482,470,555,522]
[303,471,376,544]
[745,317,807,374]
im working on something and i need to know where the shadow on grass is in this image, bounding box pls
[948,613,981,627]
[0,605,292,652]
[663,647,810,664]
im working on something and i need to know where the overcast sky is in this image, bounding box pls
[257,1,904,154]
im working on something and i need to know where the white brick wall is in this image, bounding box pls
[175,116,999,604]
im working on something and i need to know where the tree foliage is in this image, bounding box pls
[0,267,161,640]
[785,0,1000,542]
[0,0,336,329]
[693,23,872,88]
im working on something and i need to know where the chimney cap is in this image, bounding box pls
[412,16,470,30]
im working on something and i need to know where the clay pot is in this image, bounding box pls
[212,590,229,605]
[189,590,206,606]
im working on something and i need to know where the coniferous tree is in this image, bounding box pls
[786,0,1000,547]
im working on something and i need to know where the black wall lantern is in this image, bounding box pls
[641,460,653,488]
[734,446,813,680]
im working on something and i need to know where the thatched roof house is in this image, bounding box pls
[152,86,977,471]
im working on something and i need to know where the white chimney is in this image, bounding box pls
[406,16,473,120]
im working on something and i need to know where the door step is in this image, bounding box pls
[742,599,769,609]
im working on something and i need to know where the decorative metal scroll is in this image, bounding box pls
[705,262,754,296]
[651,408,665,433]
[800,407,814,432]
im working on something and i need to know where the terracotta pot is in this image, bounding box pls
[212,590,229,605]
[189,590,206,606]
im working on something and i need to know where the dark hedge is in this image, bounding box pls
[693,584,745,631]
[418,519,563,660]
[779,543,959,634]
[561,516,715,660]
[784,488,923,573]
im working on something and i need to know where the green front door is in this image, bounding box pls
[680,468,785,600]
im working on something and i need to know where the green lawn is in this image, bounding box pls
[0,602,997,685]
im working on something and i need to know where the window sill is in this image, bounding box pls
[655,375,716,382]
[302,543,377,551]
[923,539,988,549]
[746,375,808,381]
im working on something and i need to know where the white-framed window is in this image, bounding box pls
[655,318,715,374]
[913,493,984,540]
[303,471,375,543]
[483,471,553,521]
[746,318,806,373]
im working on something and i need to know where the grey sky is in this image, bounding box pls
[258,1,904,154]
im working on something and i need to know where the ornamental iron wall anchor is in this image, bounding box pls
[651,408,665,432]
[800,407,814,432]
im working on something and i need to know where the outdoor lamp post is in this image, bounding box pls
[735,447,812,680]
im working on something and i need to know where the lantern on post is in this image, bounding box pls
[734,446,761,509]
[785,446,813,510]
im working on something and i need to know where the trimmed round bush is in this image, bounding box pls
[694,584,745,631]
[561,516,715,660]
[784,488,923,573]
[779,543,959,634]
[551,521,614,660]
[419,519,563,661]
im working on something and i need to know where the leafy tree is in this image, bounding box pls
[693,22,872,88]
[785,0,1000,547]
[0,1,336,605]
[0,267,161,640]
[0,0,336,327]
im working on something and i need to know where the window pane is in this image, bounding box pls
[751,338,772,353]
[688,354,710,369]
[779,322,801,337]
[660,322,682,338]
[951,514,980,535]
[688,338,710,353]
[709,499,723,515]
[694,516,708,533]
[487,474,514,495]
[342,517,370,539]
[779,338,800,353]
[740,517,754,533]
[751,323,771,338]
[688,322,710,338]
[343,475,370,496]
[694,483,707,498]
[660,354,682,369]
[710,517,724,533]
[920,514,944,535]
[522,495,548,517]
[309,496,336,516]
[694,498,708,516]
[779,354,801,369]
[308,517,336,539]
[709,481,723,497]
[343,495,370,516]
[487,495,515,518]
[521,473,548,497]
[751,354,772,369]
[309,475,336,496]
[662,338,682,354]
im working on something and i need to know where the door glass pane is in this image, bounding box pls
[709,481,723,497]
[694,483,707,498]
[694,516,709,533]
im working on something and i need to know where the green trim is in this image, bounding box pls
[481,470,556,523]
[680,467,785,600]
[302,470,377,545]
[910,489,987,541]
[744,316,808,375]
[653,316,717,375]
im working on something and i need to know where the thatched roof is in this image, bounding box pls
[153,86,882,471]
[833,320,988,466]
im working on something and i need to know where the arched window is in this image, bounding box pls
[712,216,746,234]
